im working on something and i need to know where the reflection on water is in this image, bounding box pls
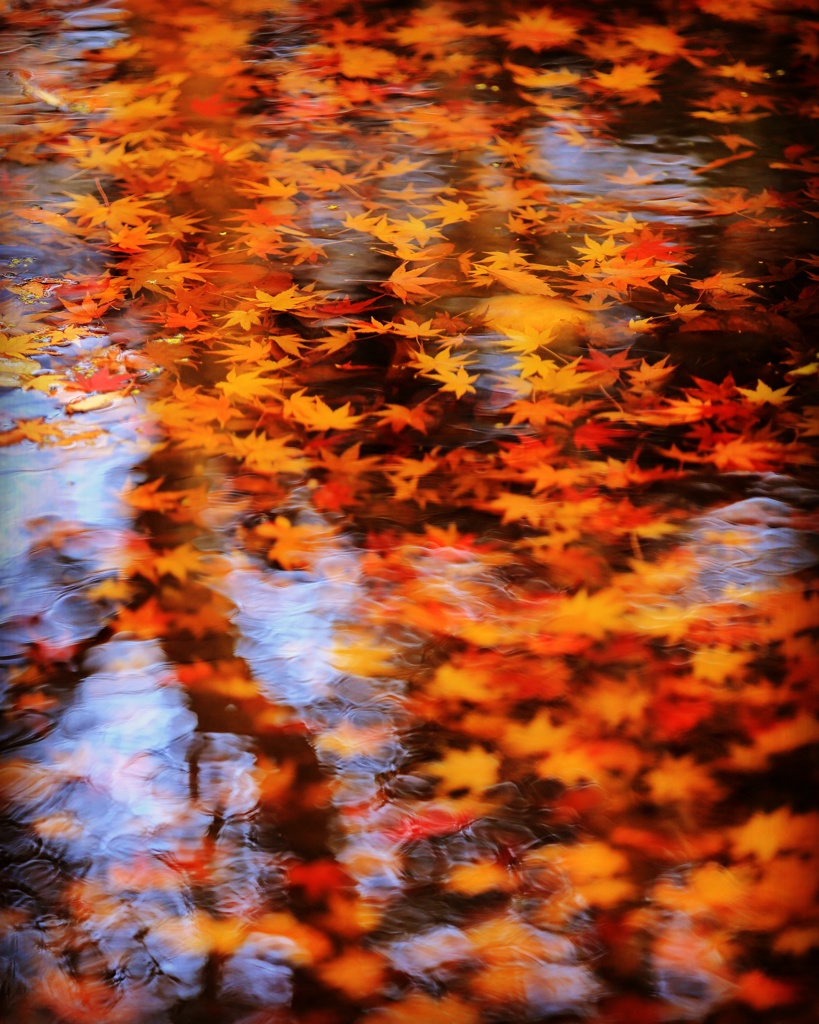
[2,0,819,1021]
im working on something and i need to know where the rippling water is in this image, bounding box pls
[2,1,818,1022]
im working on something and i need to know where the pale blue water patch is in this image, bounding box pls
[531,126,706,225]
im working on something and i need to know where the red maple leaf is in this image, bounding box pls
[190,93,242,118]
[72,367,134,393]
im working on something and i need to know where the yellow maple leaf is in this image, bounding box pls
[386,262,448,302]
[690,644,748,683]
[423,745,501,794]
[644,754,723,803]
[505,62,581,89]
[283,390,363,431]
[735,379,792,405]
[626,355,676,389]
[594,63,659,93]
[717,61,768,83]
[470,263,556,296]
[431,659,496,701]
[574,235,630,263]
[730,808,819,861]
[150,542,210,583]
[220,306,262,330]
[217,367,284,402]
[503,710,572,757]
[231,431,310,475]
[252,284,317,313]
[330,641,394,677]
[255,515,337,570]
[545,588,626,638]
[515,355,599,395]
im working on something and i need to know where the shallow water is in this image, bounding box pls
[1,1,819,1022]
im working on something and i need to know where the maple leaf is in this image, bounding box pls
[543,588,627,639]
[425,198,475,226]
[715,132,758,151]
[735,379,792,405]
[717,61,768,83]
[486,491,551,527]
[219,307,262,330]
[505,62,581,89]
[384,452,439,501]
[516,355,602,396]
[212,337,272,364]
[107,221,161,252]
[360,317,442,341]
[148,542,209,583]
[162,304,209,330]
[502,10,580,52]
[252,284,317,313]
[329,640,394,678]
[283,389,363,431]
[386,262,448,302]
[730,808,819,861]
[624,23,687,56]
[337,44,398,80]
[470,251,557,296]
[128,253,210,296]
[626,356,676,390]
[231,432,310,475]
[573,420,630,452]
[448,861,513,895]
[423,746,501,795]
[574,235,630,263]
[71,366,134,393]
[673,302,704,321]
[255,515,337,570]
[593,63,660,96]
[604,166,661,185]
[59,293,112,323]
[431,364,478,398]
[409,344,476,378]
[216,367,284,403]
[189,92,241,118]
[644,754,723,803]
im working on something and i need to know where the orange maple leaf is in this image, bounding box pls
[386,262,448,302]
[502,10,579,52]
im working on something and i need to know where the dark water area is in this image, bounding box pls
[1,1,819,1022]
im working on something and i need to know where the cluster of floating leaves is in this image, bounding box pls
[1,0,819,1022]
